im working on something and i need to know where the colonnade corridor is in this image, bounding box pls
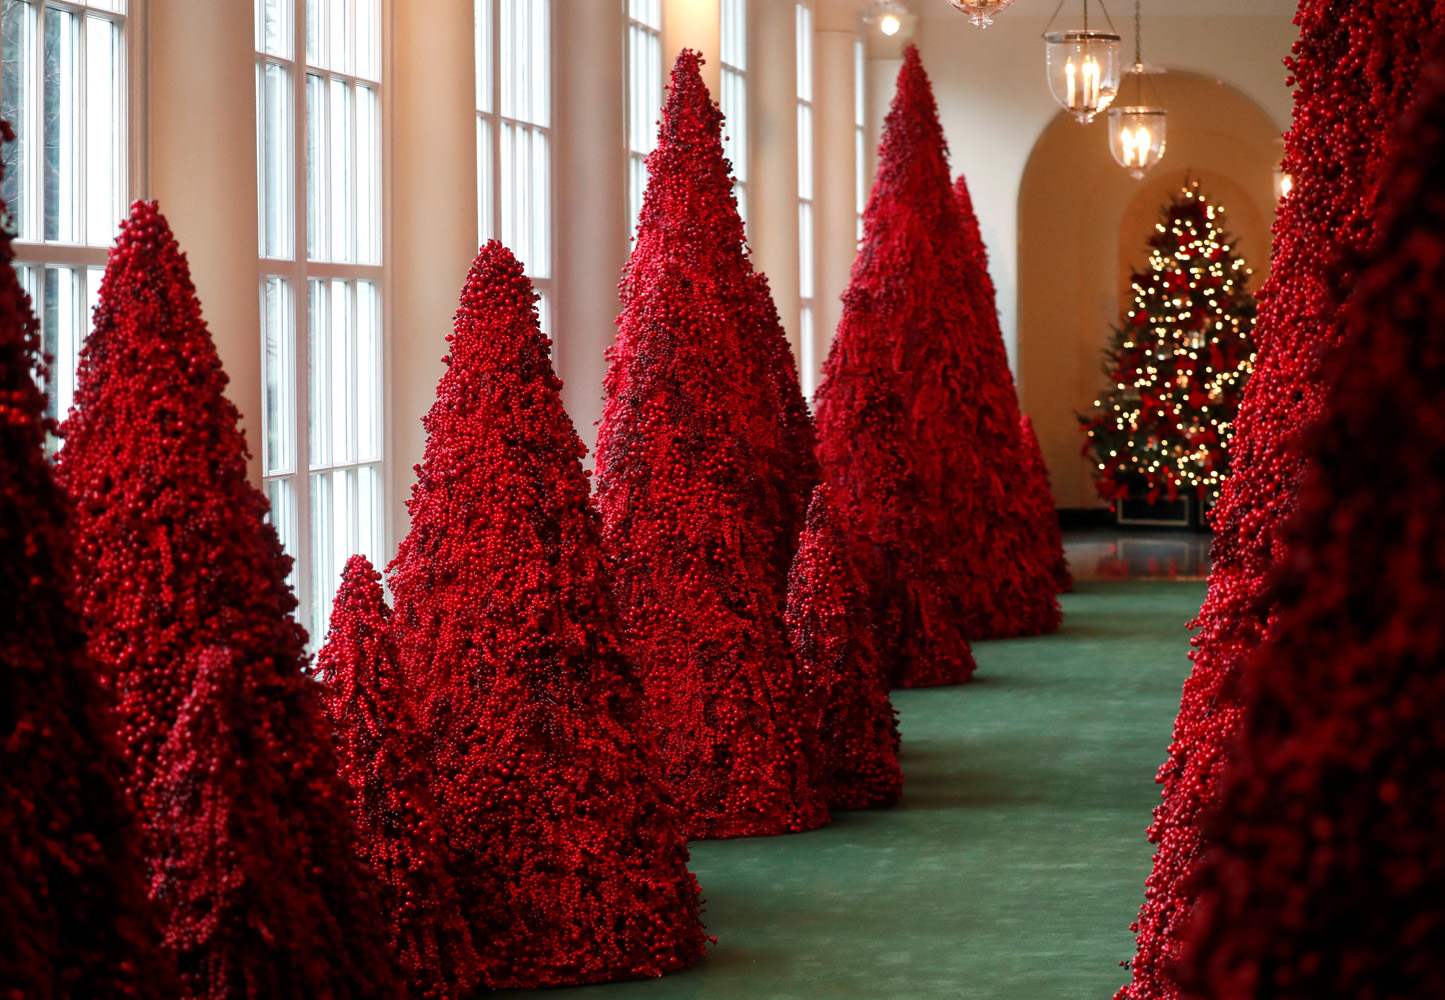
[496,572,1207,1000]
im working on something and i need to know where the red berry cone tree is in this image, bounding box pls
[953,173,1069,610]
[1175,52,1445,1000]
[388,241,706,987]
[317,555,482,1000]
[785,486,903,810]
[1116,5,1445,998]
[0,131,178,1000]
[595,50,829,836]
[56,201,404,1000]
[1020,415,1072,593]
[815,47,982,687]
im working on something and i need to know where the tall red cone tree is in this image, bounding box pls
[785,486,903,810]
[0,129,178,1000]
[952,170,1068,613]
[1117,5,1445,998]
[595,49,829,836]
[814,47,984,687]
[1174,50,1445,1000]
[56,201,404,1000]
[317,555,482,1000]
[1020,414,1072,593]
[388,241,706,987]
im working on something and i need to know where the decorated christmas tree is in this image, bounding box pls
[316,555,481,1000]
[595,49,829,836]
[0,136,179,1000]
[1020,414,1072,593]
[1176,52,1445,1000]
[785,486,903,810]
[952,170,1067,619]
[151,645,404,1000]
[56,201,403,1000]
[388,241,706,987]
[1116,5,1445,998]
[1081,180,1256,506]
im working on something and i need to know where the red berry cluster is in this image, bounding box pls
[952,172,1068,617]
[1176,50,1445,1000]
[387,241,706,987]
[57,201,404,1000]
[785,486,903,810]
[0,127,180,1000]
[595,50,830,838]
[316,556,482,1000]
[1019,415,1072,593]
[1117,5,1445,998]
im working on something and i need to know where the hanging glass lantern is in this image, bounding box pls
[1108,105,1166,178]
[946,0,1018,29]
[1107,4,1166,178]
[1044,28,1122,123]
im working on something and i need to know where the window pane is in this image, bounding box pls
[43,6,79,243]
[265,476,297,590]
[475,0,491,113]
[260,0,291,58]
[308,277,329,467]
[477,116,492,241]
[799,200,814,299]
[309,467,333,635]
[329,77,352,262]
[797,102,813,200]
[795,3,812,102]
[306,71,326,259]
[84,15,119,246]
[2,0,34,239]
[329,277,354,465]
[262,276,294,475]
[259,59,293,259]
[41,264,81,422]
[356,280,379,461]
[356,82,378,263]
[355,0,378,80]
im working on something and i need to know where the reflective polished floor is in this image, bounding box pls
[1063,528,1213,583]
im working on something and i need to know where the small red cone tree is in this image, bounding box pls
[785,486,903,810]
[316,555,482,1000]
[0,133,178,1000]
[815,47,985,687]
[1116,5,1445,998]
[151,645,403,1000]
[1020,415,1072,593]
[595,50,829,836]
[1178,54,1445,999]
[952,171,1068,612]
[388,241,706,987]
[57,201,404,1000]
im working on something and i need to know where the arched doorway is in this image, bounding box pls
[1017,72,1280,509]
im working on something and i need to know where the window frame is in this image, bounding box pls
[719,0,747,225]
[625,0,662,241]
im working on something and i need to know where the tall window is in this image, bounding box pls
[256,0,384,641]
[719,0,746,224]
[855,36,866,240]
[1,0,126,426]
[626,0,661,238]
[795,2,815,395]
[476,0,551,333]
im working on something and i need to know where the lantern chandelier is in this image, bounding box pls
[946,0,1018,29]
[1108,0,1167,178]
[1043,0,1122,124]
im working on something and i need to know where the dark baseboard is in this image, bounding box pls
[1057,507,1117,530]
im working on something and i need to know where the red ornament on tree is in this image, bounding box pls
[317,555,482,1000]
[1019,415,1072,593]
[0,133,179,1000]
[57,201,403,1000]
[595,50,829,837]
[1176,51,1445,1000]
[815,47,986,686]
[785,486,903,810]
[1116,5,1445,998]
[388,241,706,987]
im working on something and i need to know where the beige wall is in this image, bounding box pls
[1017,73,1280,509]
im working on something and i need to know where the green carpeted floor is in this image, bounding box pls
[498,580,1204,1000]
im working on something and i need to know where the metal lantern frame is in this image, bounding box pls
[1043,1,1122,124]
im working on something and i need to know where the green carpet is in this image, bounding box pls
[498,580,1205,1000]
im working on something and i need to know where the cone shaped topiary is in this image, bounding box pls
[1020,415,1072,593]
[595,49,829,837]
[814,47,983,687]
[387,241,706,987]
[317,555,482,1000]
[0,129,179,1000]
[1175,51,1445,1000]
[1116,5,1445,997]
[951,171,1065,618]
[785,486,903,810]
[56,201,403,1000]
